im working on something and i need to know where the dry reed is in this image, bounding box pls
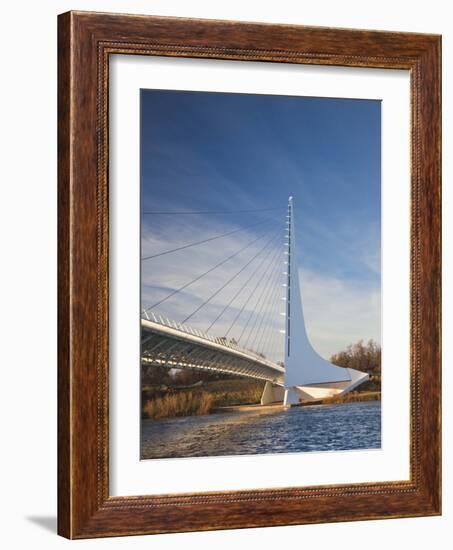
[143,391,214,420]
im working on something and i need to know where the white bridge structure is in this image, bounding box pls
[142,197,368,406]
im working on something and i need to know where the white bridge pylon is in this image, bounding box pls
[261,196,368,406]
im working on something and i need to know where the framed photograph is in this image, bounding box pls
[58,11,441,538]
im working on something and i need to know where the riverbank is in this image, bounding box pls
[211,391,381,413]
[322,390,381,404]
[143,391,214,420]
[141,369,382,420]
[212,402,284,413]
[142,378,264,419]
[142,382,381,419]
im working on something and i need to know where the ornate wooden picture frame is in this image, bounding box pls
[58,11,441,539]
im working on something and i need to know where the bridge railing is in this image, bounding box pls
[141,310,283,370]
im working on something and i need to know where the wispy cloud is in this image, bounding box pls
[299,267,381,359]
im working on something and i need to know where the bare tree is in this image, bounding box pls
[330,339,381,377]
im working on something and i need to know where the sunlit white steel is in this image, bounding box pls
[281,196,368,406]
[141,317,285,384]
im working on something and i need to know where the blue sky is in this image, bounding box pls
[140,89,381,360]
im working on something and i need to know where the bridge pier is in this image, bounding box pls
[283,370,370,407]
[260,382,285,405]
[283,387,301,407]
[282,385,324,406]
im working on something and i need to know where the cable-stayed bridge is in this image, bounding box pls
[141,313,285,384]
[141,197,368,406]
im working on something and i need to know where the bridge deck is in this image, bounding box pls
[141,318,285,384]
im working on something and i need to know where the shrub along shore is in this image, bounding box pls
[320,390,381,405]
[142,377,264,420]
[143,391,214,420]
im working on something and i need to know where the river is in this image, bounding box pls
[141,400,381,459]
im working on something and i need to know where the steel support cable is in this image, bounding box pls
[142,207,285,215]
[267,326,285,364]
[223,242,283,338]
[141,219,270,261]
[254,296,281,359]
[267,300,285,363]
[255,257,286,354]
[242,250,285,351]
[181,227,282,324]
[248,288,282,358]
[259,226,290,358]
[246,263,284,353]
[143,224,277,312]
[254,268,286,357]
[236,245,284,345]
[235,247,283,346]
[262,292,285,362]
[204,231,282,333]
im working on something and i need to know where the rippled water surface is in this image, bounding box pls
[141,401,381,459]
